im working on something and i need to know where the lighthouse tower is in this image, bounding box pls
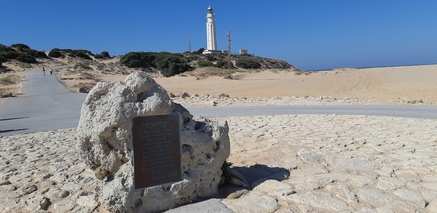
[206,6,217,51]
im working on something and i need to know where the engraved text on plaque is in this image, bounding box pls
[132,114,181,189]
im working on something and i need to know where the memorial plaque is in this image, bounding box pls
[132,114,182,189]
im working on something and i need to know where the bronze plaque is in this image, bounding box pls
[132,114,182,189]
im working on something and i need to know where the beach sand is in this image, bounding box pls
[1,64,437,212]
[7,64,433,105]
[152,65,437,105]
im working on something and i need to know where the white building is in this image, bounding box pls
[206,5,217,51]
[203,6,226,55]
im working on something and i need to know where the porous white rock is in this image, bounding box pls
[222,192,280,213]
[76,72,230,213]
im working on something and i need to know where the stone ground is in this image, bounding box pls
[1,114,437,212]
[222,114,437,212]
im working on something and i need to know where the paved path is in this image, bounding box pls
[1,70,437,137]
[188,105,437,119]
[0,69,87,136]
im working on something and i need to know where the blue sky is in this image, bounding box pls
[2,1,437,70]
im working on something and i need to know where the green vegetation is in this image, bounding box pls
[216,58,231,68]
[48,48,63,58]
[235,57,262,69]
[11,43,30,51]
[101,51,110,58]
[0,43,47,64]
[120,52,194,77]
[120,52,155,68]
[197,60,214,67]
[25,49,48,58]
[16,54,37,63]
[193,48,205,55]
[67,49,93,60]
[1,43,293,75]
[94,51,111,59]
[120,50,292,76]
[197,57,231,69]
[0,45,19,63]
[49,48,98,59]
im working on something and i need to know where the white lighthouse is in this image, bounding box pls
[206,6,217,51]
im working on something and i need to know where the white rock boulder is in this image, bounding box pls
[76,72,230,212]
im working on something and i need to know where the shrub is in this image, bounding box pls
[25,49,47,58]
[11,43,30,51]
[120,52,155,68]
[66,49,93,59]
[193,48,205,54]
[36,51,48,58]
[154,53,193,76]
[205,54,216,61]
[74,51,92,60]
[0,55,7,63]
[198,60,214,67]
[94,54,103,59]
[0,49,19,60]
[215,59,228,68]
[121,52,193,77]
[161,63,193,77]
[0,74,20,85]
[94,51,110,59]
[101,51,110,58]
[126,59,146,67]
[48,48,63,58]
[16,54,37,63]
[154,54,181,70]
[61,49,73,53]
[236,57,261,69]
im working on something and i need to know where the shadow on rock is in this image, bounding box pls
[219,163,290,198]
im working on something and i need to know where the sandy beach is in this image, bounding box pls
[153,65,437,105]
[1,64,437,212]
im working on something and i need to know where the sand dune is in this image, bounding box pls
[4,64,434,105]
[151,65,437,105]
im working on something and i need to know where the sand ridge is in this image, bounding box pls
[2,64,437,105]
[152,64,437,105]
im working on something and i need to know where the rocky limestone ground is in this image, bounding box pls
[1,114,437,212]
[222,115,437,212]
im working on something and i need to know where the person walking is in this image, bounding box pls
[49,68,53,75]
[42,67,45,76]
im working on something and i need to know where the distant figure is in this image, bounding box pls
[49,68,53,75]
[42,67,45,76]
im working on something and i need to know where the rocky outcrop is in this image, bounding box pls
[76,72,230,212]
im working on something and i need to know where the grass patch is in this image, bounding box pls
[0,74,20,85]
[187,67,240,80]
